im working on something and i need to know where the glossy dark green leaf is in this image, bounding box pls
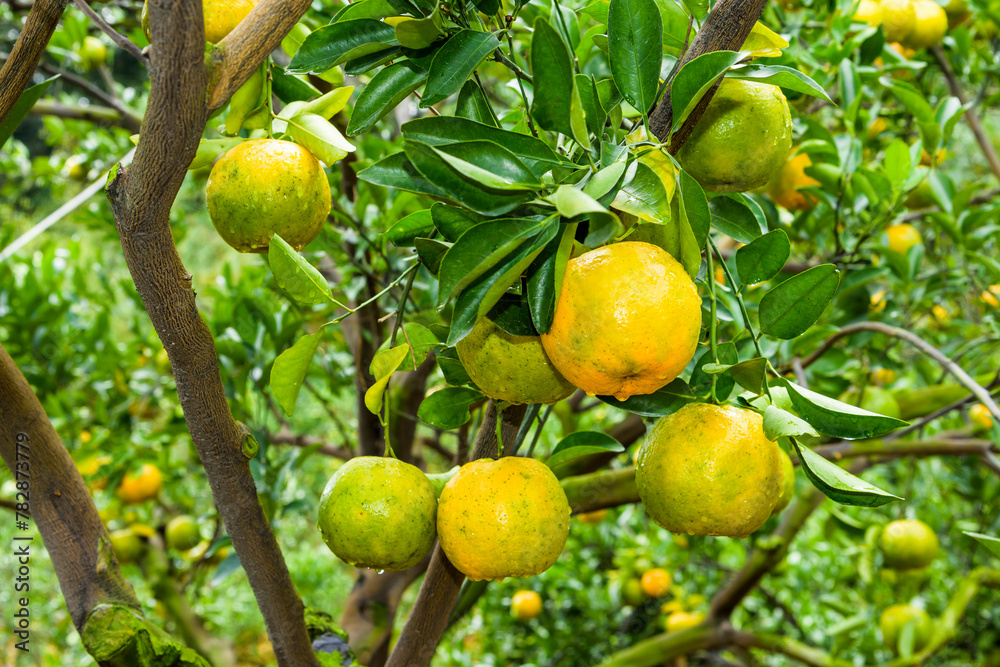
[793,439,902,507]
[472,0,501,14]
[347,60,427,135]
[288,20,398,74]
[334,0,397,21]
[527,222,577,334]
[447,223,559,345]
[271,67,322,103]
[384,209,434,246]
[357,151,448,198]
[607,0,662,114]
[576,73,607,138]
[678,169,709,273]
[689,343,738,399]
[344,47,401,75]
[394,11,446,49]
[598,378,695,417]
[758,265,841,339]
[781,379,909,439]
[547,431,625,471]
[376,322,438,371]
[437,347,471,386]
[418,386,484,429]
[455,79,500,127]
[709,195,762,243]
[735,229,790,287]
[402,116,566,177]
[671,51,744,130]
[880,77,935,124]
[270,331,322,416]
[415,237,450,275]
[489,293,537,336]
[530,17,578,138]
[404,141,534,215]
[421,30,500,106]
[437,218,551,307]
[728,64,834,103]
[612,161,671,222]
[1,76,57,148]
[430,140,542,191]
[431,203,488,241]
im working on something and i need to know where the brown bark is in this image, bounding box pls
[0,0,68,126]
[647,0,768,153]
[104,0,317,664]
[0,343,140,629]
[384,402,527,667]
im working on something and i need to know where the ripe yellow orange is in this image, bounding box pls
[854,0,884,25]
[437,456,570,581]
[510,590,543,620]
[665,610,706,633]
[206,139,331,253]
[930,304,950,325]
[870,367,897,386]
[970,404,993,431]
[881,0,918,42]
[640,568,672,597]
[456,316,575,405]
[981,285,1000,308]
[771,447,796,516]
[660,600,684,614]
[902,0,948,49]
[879,604,933,653]
[635,403,785,537]
[677,79,792,193]
[887,223,921,255]
[767,150,821,211]
[204,0,256,43]
[867,117,889,139]
[870,289,888,313]
[879,519,939,570]
[116,463,163,504]
[541,242,701,401]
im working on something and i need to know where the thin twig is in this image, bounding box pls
[36,60,143,128]
[72,0,147,64]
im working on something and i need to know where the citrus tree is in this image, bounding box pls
[1,0,1000,664]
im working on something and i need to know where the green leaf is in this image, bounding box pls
[404,140,534,215]
[527,222,577,334]
[357,151,448,198]
[963,532,1000,558]
[402,116,566,178]
[347,60,427,135]
[597,378,694,417]
[608,0,662,114]
[612,161,671,223]
[384,209,434,246]
[431,203,488,242]
[762,405,819,440]
[883,139,911,192]
[530,18,578,138]
[418,386,484,429]
[792,439,902,507]
[364,344,411,414]
[270,331,323,416]
[344,47,401,75]
[381,323,438,371]
[189,138,245,171]
[415,237,450,275]
[288,20,398,74]
[781,379,909,439]
[447,222,559,345]
[727,65,834,103]
[583,160,628,200]
[488,293,537,335]
[268,235,336,305]
[437,218,550,307]
[394,12,446,49]
[671,51,744,131]
[547,431,625,471]
[271,66,322,103]
[735,229,790,287]
[709,196,761,243]
[1,76,58,149]
[758,265,841,339]
[421,30,500,106]
[429,141,542,191]
[677,169,709,277]
[880,77,935,124]
[455,79,500,127]
[287,113,355,165]
[728,357,767,395]
[548,184,609,218]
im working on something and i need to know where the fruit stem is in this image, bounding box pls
[525,404,554,458]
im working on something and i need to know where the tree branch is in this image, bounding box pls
[104,0,318,663]
[29,98,141,132]
[206,0,313,110]
[0,0,69,126]
[72,0,148,65]
[728,630,854,667]
[929,46,1000,183]
[647,0,768,153]
[384,402,527,667]
[35,61,144,129]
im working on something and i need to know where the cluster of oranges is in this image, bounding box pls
[876,518,940,654]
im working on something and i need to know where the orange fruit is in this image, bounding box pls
[165,516,203,551]
[541,242,702,400]
[879,519,939,570]
[640,568,672,597]
[510,590,543,620]
[206,139,331,253]
[665,610,706,633]
[204,0,256,43]
[880,604,934,653]
[886,223,921,255]
[767,150,821,211]
[854,0,884,25]
[770,447,796,516]
[881,0,918,42]
[116,463,163,504]
[981,285,1000,308]
[901,0,948,49]
[970,404,994,431]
